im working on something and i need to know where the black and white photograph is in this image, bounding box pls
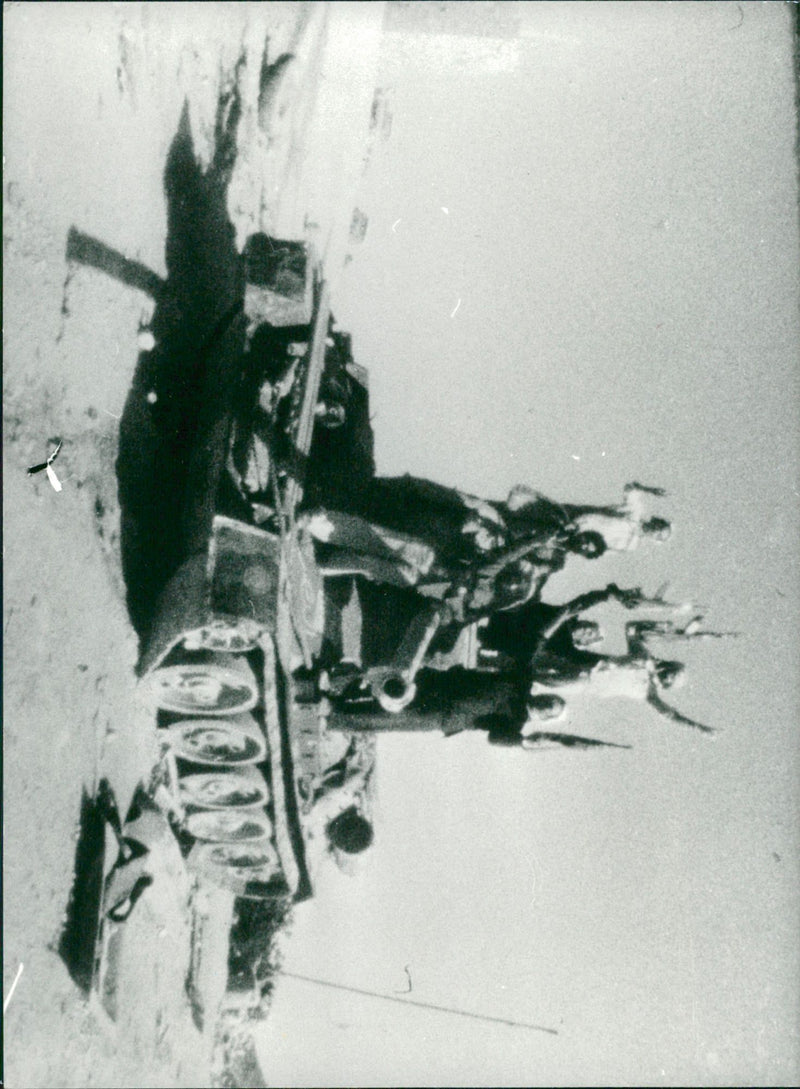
[3,2,799,1086]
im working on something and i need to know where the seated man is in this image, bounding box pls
[319,474,667,629]
[422,576,634,677]
[485,696,632,752]
[445,529,608,621]
[527,615,715,734]
[304,509,438,589]
[504,481,671,553]
[340,473,619,565]
[476,582,645,665]
[339,474,509,567]
[304,506,607,621]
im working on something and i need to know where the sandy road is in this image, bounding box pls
[3,4,384,1085]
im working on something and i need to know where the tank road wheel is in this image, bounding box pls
[195,839,279,871]
[179,767,269,809]
[165,714,266,766]
[182,617,263,654]
[185,807,273,843]
[144,654,258,715]
[189,840,283,891]
[188,836,287,897]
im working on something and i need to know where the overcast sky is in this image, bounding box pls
[258,4,800,1086]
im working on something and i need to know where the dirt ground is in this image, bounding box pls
[3,4,384,1086]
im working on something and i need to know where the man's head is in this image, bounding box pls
[505,484,539,512]
[642,516,672,543]
[655,660,686,690]
[570,619,603,648]
[494,560,538,610]
[567,530,607,559]
[526,693,567,723]
[326,807,374,855]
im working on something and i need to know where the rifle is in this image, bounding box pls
[627,617,740,643]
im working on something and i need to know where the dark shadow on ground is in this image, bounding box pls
[66,228,166,300]
[115,86,247,642]
[57,789,108,992]
[227,896,292,997]
[111,82,375,648]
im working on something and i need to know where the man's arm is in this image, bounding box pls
[619,482,667,523]
[624,482,668,498]
[537,584,646,646]
[646,682,716,734]
[625,618,739,658]
[473,531,563,581]
[628,617,739,643]
[521,732,633,751]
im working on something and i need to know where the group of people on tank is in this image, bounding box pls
[302,475,730,749]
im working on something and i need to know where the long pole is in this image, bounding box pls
[278,969,559,1035]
